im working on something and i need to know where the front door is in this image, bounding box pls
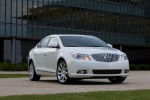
[44,37,59,73]
[34,37,50,71]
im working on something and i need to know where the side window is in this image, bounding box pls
[48,37,59,46]
[37,38,50,48]
[37,41,41,48]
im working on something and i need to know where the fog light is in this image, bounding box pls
[77,70,87,74]
[124,69,129,73]
[77,70,82,74]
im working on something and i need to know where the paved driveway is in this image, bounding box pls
[0,71,150,96]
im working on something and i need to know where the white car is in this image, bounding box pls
[28,34,129,84]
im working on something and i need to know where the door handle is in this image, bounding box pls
[44,54,47,56]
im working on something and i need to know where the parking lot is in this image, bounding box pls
[0,71,150,96]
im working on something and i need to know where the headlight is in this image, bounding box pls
[120,54,128,61]
[71,53,91,61]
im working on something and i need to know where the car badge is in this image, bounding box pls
[104,54,110,59]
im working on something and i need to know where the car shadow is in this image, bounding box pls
[39,79,127,85]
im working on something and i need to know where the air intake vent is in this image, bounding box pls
[93,70,122,74]
[91,53,120,62]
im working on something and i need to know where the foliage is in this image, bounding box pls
[130,64,150,70]
[0,62,28,71]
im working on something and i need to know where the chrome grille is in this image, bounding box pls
[91,53,120,62]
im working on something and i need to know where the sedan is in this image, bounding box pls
[28,34,129,84]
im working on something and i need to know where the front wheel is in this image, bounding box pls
[56,60,71,84]
[108,77,126,83]
[29,62,41,81]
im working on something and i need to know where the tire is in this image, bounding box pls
[29,62,41,81]
[56,60,71,84]
[108,77,126,84]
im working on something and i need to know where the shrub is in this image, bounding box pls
[0,62,28,71]
[130,64,150,70]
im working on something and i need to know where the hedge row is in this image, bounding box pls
[130,64,150,70]
[0,62,28,71]
[0,62,150,71]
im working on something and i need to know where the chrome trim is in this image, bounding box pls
[91,53,120,62]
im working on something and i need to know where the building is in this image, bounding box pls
[0,0,150,63]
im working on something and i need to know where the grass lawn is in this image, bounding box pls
[0,90,150,100]
[0,74,28,78]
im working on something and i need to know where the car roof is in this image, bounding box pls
[47,34,94,37]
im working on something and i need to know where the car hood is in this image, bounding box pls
[64,47,124,55]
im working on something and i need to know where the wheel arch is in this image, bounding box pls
[57,57,66,66]
[29,59,33,65]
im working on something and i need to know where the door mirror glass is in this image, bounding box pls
[107,44,113,48]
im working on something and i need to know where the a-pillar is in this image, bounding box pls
[11,37,16,64]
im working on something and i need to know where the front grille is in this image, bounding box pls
[91,53,120,62]
[93,70,122,74]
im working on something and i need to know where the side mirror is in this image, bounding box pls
[107,44,113,48]
[47,42,59,48]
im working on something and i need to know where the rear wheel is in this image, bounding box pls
[108,77,126,83]
[29,62,41,81]
[56,60,71,84]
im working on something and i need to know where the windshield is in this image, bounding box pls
[60,36,109,47]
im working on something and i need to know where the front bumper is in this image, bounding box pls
[67,60,129,78]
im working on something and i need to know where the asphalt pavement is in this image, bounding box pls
[0,71,150,96]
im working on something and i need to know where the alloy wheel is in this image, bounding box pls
[57,60,70,84]
[28,62,41,81]
[29,63,34,80]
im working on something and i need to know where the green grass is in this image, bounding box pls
[0,90,150,100]
[0,74,28,78]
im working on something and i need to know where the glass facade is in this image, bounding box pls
[0,0,150,63]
